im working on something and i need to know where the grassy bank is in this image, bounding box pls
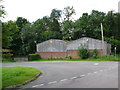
[2,66,41,88]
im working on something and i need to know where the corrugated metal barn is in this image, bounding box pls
[37,37,111,59]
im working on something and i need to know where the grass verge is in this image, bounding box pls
[2,66,41,88]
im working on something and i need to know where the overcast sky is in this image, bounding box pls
[2,0,120,22]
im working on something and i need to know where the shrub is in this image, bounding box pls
[2,53,13,59]
[28,53,41,61]
[66,56,72,59]
[91,49,98,59]
[2,53,14,62]
[78,47,89,59]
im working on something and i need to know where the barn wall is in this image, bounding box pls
[38,49,106,59]
[67,50,79,58]
[36,37,111,59]
[37,52,66,59]
[67,49,105,59]
[89,49,105,56]
[67,38,87,50]
[37,39,67,52]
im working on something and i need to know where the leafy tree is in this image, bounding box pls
[16,17,29,30]
[73,13,91,39]
[0,0,6,19]
[50,9,62,20]
[63,6,75,21]
[62,6,75,40]
[10,17,29,56]
[20,23,36,55]
[2,21,19,48]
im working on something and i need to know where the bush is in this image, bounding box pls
[66,56,72,59]
[2,53,13,59]
[28,53,41,61]
[91,49,98,59]
[78,47,89,59]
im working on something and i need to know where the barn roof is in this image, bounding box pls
[37,37,111,52]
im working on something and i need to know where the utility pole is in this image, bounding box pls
[115,47,117,59]
[101,23,105,55]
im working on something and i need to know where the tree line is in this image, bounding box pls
[2,6,120,56]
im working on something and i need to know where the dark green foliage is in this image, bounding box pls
[2,53,14,62]
[2,53,13,59]
[91,49,98,59]
[2,21,19,48]
[28,53,41,61]
[66,56,72,59]
[62,6,75,40]
[78,47,89,59]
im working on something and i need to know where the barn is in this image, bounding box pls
[37,37,111,59]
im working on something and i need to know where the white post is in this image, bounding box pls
[115,47,116,59]
[101,23,105,55]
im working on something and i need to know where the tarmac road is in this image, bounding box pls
[2,61,119,89]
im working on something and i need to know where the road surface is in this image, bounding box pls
[2,61,119,89]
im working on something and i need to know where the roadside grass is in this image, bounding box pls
[2,66,41,88]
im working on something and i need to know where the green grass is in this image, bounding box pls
[2,66,41,88]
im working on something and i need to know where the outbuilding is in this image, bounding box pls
[37,37,111,59]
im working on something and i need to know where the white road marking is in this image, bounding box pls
[60,79,68,82]
[100,70,103,72]
[94,71,97,74]
[71,77,77,79]
[48,81,57,84]
[94,63,99,65]
[39,84,44,86]
[87,73,91,75]
[32,85,40,87]
[80,74,85,77]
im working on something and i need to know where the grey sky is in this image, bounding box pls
[2,0,120,22]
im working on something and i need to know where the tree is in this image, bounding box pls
[50,9,62,39]
[10,17,29,56]
[0,0,6,19]
[73,13,91,39]
[62,6,75,40]
[63,6,75,21]
[33,15,62,42]
[20,23,36,55]
[2,21,19,48]
[103,11,120,53]
[50,9,62,21]
[16,17,29,30]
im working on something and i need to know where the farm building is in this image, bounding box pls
[37,37,111,59]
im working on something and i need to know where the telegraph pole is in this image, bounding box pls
[101,23,105,55]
